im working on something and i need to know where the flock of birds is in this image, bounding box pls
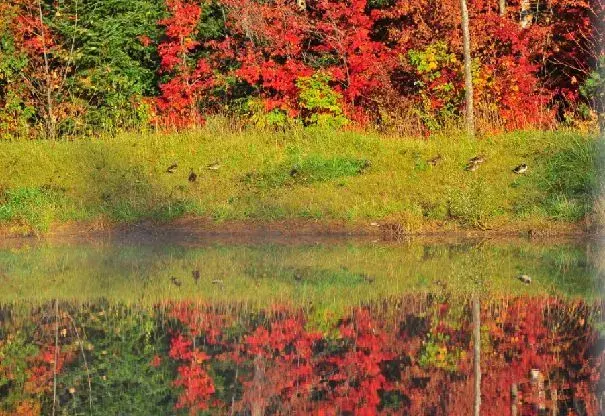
[170,270,223,287]
[164,155,530,289]
[165,161,221,183]
[165,156,527,184]
[429,154,528,174]
[168,270,531,287]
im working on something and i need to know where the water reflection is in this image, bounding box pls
[0,239,603,415]
[0,296,603,415]
[0,240,601,304]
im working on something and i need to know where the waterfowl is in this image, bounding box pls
[170,276,182,287]
[290,164,300,177]
[362,273,375,284]
[207,162,221,170]
[166,162,178,173]
[513,164,528,174]
[192,270,200,284]
[517,274,532,284]
[465,162,480,172]
[468,155,485,164]
[358,159,372,173]
[427,155,443,166]
[294,272,303,282]
[188,170,198,182]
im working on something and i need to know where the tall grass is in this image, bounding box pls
[0,123,600,234]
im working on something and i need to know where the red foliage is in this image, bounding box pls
[160,297,603,415]
[173,355,215,413]
[3,0,602,133]
[153,0,600,130]
[150,354,162,368]
[25,346,74,395]
[220,0,394,121]
[154,0,213,129]
[168,332,216,414]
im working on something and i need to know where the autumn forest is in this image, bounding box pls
[0,1,604,415]
[0,0,603,138]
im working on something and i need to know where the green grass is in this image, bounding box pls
[0,122,601,234]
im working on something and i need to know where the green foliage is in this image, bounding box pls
[0,187,64,232]
[418,333,464,371]
[246,98,298,129]
[65,0,164,135]
[0,331,39,412]
[296,73,349,128]
[244,153,371,189]
[0,91,35,140]
[57,305,176,415]
[580,56,604,126]
[0,7,32,139]
[196,1,229,42]
[407,42,461,131]
[408,42,456,77]
[539,139,598,221]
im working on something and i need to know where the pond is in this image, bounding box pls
[0,237,603,415]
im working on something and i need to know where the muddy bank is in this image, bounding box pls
[0,215,597,248]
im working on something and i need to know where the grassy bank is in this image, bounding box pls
[0,123,602,235]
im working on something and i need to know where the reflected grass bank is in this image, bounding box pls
[0,240,601,308]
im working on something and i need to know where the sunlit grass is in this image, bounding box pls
[0,122,601,234]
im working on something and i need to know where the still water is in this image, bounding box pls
[0,238,603,415]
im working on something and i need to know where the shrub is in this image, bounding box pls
[296,73,349,128]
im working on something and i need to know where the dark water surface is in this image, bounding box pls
[0,238,603,415]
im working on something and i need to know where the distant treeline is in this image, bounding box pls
[0,0,602,138]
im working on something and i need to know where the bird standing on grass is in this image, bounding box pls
[513,164,528,174]
[465,162,480,171]
[170,276,182,287]
[166,162,178,173]
[188,170,197,182]
[465,155,485,171]
[192,270,200,284]
[290,164,300,178]
[427,155,443,166]
[359,159,372,172]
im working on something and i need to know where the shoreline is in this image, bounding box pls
[0,216,598,247]
[1,130,600,244]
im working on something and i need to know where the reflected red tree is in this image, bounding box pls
[164,297,604,415]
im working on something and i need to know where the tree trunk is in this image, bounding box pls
[520,0,533,28]
[251,354,266,416]
[511,383,519,416]
[551,388,558,416]
[530,369,546,412]
[460,0,475,136]
[499,0,506,16]
[38,0,57,140]
[473,297,481,416]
